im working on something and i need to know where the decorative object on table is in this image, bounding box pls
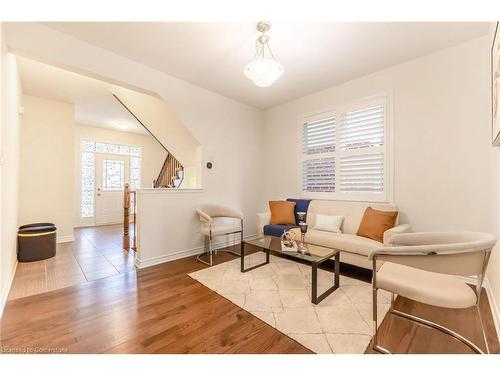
[298,222,308,253]
[17,223,57,262]
[280,229,298,252]
[296,211,307,223]
[492,22,500,145]
[195,204,243,266]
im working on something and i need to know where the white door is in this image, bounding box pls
[95,154,130,225]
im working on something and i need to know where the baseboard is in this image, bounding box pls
[0,260,18,319]
[135,233,259,269]
[460,275,500,342]
[484,278,500,342]
[57,235,74,243]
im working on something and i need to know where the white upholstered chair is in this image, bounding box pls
[196,204,243,266]
[369,231,496,354]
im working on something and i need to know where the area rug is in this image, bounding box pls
[188,251,391,354]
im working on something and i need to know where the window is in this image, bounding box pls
[299,94,391,202]
[80,140,142,218]
[102,159,125,191]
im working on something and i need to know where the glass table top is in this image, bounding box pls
[243,236,339,263]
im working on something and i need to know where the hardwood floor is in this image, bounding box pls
[1,248,308,354]
[1,240,499,354]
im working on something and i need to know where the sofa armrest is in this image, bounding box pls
[256,212,271,237]
[383,224,412,245]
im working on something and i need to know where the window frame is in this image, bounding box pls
[297,91,394,203]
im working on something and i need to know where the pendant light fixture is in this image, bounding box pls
[244,21,284,87]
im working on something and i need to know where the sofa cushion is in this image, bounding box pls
[286,198,312,224]
[357,207,398,242]
[264,224,298,238]
[306,200,398,235]
[269,201,296,225]
[290,228,382,257]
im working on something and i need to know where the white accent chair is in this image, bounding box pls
[369,231,497,354]
[196,204,243,266]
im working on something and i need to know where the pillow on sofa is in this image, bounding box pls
[357,207,398,242]
[314,214,344,233]
[269,201,296,225]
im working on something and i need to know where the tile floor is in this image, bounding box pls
[8,224,135,300]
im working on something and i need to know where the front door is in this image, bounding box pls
[95,154,130,225]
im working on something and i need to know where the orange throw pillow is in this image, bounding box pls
[269,201,296,225]
[356,207,398,242]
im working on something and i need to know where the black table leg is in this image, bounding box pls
[241,246,270,273]
[311,252,340,304]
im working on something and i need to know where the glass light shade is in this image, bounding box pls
[244,58,284,87]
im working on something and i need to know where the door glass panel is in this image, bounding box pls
[102,159,125,191]
[81,152,95,217]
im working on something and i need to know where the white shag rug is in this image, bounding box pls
[189,251,391,354]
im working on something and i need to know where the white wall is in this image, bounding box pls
[19,95,75,242]
[4,23,264,266]
[264,36,494,233]
[0,24,22,314]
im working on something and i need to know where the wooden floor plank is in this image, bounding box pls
[1,240,499,354]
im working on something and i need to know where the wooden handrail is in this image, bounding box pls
[112,94,184,190]
[123,183,137,252]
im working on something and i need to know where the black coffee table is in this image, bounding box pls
[241,236,340,304]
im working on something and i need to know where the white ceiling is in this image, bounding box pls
[17,56,149,135]
[43,22,490,109]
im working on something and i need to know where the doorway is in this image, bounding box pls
[80,139,141,227]
[95,153,130,225]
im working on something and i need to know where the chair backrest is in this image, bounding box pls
[306,200,398,234]
[375,231,496,277]
[196,204,243,221]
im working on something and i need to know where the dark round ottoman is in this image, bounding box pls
[17,223,57,262]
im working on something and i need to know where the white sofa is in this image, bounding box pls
[257,200,411,270]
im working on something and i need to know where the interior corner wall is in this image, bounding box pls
[4,23,264,264]
[19,95,75,242]
[1,26,22,314]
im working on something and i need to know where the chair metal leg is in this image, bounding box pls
[390,308,485,354]
[476,304,490,354]
[196,230,242,267]
[196,235,213,266]
[209,235,213,265]
[372,286,391,354]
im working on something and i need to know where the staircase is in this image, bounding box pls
[112,93,185,190]
[153,153,184,188]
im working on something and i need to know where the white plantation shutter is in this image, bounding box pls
[339,153,384,192]
[302,116,335,155]
[302,157,335,192]
[302,114,335,192]
[339,105,384,151]
[300,96,390,201]
[338,103,385,195]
